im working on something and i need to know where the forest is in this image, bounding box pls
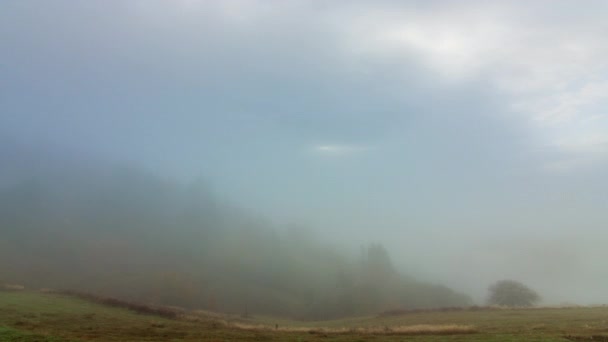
[0,144,470,320]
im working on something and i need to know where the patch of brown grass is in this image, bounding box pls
[227,322,476,335]
[1,284,25,291]
[379,305,499,317]
[376,324,476,335]
[565,335,608,341]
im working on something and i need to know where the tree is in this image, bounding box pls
[364,243,394,280]
[487,280,540,307]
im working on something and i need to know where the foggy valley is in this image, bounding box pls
[2,1,608,341]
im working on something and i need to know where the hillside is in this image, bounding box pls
[0,145,470,319]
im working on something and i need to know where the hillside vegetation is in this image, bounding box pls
[0,146,469,319]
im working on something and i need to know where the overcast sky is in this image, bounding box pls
[2,0,608,304]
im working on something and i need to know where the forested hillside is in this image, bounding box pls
[0,144,471,319]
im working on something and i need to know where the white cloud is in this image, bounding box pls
[312,144,371,156]
[335,3,510,79]
[542,132,608,172]
[519,81,608,125]
[332,1,608,169]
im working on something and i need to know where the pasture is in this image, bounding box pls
[1,290,607,341]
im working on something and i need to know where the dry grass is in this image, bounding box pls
[227,322,476,335]
[378,306,494,317]
[7,291,608,341]
[1,284,25,291]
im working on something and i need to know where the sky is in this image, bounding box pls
[2,0,608,304]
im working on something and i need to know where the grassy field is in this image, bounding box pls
[1,290,608,341]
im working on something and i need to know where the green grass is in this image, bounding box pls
[0,325,66,341]
[2,291,608,341]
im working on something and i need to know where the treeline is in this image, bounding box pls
[0,150,471,319]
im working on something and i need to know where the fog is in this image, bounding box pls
[2,0,608,313]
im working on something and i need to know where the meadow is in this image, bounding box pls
[1,290,608,341]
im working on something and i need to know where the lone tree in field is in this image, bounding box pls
[487,280,540,307]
